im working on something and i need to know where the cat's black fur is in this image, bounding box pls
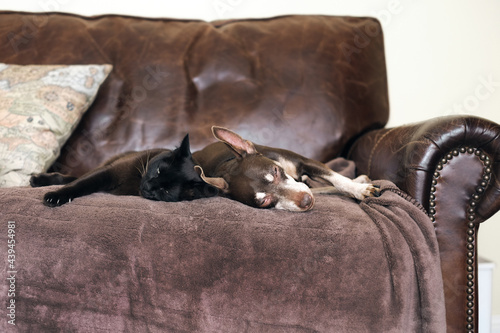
[30,134,218,207]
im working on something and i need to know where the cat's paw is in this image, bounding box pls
[43,191,73,207]
[30,172,75,187]
[30,174,51,187]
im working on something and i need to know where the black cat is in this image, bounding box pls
[30,134,218,207]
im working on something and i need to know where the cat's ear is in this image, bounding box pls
[194,165,229,193]
[179,134,192,157]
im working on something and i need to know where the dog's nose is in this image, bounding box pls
[300,193,314,210]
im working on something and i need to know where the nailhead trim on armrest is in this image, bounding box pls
[428,147,492,333]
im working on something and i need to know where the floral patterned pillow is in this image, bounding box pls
[0,63,112,187]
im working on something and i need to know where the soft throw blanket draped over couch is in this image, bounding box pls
[2,11,500,332]
[0,178,445,332]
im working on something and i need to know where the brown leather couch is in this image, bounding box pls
[1,11,499,332]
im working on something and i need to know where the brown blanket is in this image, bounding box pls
[0,179,445,332]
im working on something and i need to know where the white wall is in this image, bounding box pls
[3,0,500,318]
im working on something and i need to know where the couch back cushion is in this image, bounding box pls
[0,12,389,176]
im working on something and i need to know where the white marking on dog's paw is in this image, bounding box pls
[353,175,371,184]
[357,184,381,200]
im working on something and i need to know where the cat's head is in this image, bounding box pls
[140,134,218,202]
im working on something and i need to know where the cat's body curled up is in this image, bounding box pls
[30,134,217,207]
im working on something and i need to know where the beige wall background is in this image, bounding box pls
[3,0,500,320]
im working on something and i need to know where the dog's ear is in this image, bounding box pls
[194,165,229,193]
[211,126,258,158]
[179,133,192,157]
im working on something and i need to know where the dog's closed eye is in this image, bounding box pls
[264,167,281,183]
[255,192,273,208]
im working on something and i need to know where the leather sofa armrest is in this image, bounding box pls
[348,115,500,223]
[348,115,500,330]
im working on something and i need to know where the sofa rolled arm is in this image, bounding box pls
[348,115,500,222]
[348,115,500,331]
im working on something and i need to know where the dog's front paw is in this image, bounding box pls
[353,175,371,184]
[358,184,381,199]
[43,191,73,207]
